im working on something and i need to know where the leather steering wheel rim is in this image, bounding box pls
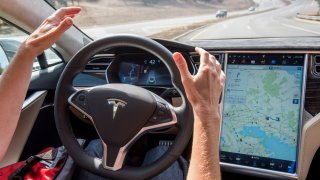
[54,34,193,179]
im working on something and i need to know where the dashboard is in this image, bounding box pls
[72,39,320,180]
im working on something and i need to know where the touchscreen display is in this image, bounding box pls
[220,53,305,174]
[118,58,171,86]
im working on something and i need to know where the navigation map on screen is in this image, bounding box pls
[220,54,305,174]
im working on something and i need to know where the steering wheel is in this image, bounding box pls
[54,34,193,179]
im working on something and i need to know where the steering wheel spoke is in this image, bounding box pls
[101,143,126,171]
[144,98,177,131]
[68,89,92,119]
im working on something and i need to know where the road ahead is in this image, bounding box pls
[177,0,320,41]
[82,0,285,39]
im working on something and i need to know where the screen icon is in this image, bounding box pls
[220,154,226,160]
[293,99,299,104]
[270,162,275,167]
[278,164,283,169]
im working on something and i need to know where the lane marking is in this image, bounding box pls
[190,26,211,41]
[173,25,209,40]
[188,8,279,41]
[295,17,320,25]
[282,23,320,35]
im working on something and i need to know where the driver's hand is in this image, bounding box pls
[21,7,81,57]
[172,47,226,120]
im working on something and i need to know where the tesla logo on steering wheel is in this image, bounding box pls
[107,99,127,119]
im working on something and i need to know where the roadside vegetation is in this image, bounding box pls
[46,0,254,27]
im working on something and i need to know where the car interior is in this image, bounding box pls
[0,0,320,179]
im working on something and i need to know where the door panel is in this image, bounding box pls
[0,91,47,168]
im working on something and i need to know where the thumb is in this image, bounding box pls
[173,52,192,81]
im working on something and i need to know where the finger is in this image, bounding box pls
[209,54,216,63]
[62,14,76,19]
[172,52,192,82]
[209,55,217,68]
[54,7,81,19]
[220,71,226,87]
[215,58,222,75]
[195,47,210,70]
[29,17,73,45]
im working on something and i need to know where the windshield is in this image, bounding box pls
[45,0,320,41]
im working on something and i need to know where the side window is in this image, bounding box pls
[0,46,9,74]
[44,48,63,66]
[0,19,63,75]
[0,19,27,75]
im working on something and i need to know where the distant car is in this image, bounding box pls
[248,6,255,11]
[216,9,228,18]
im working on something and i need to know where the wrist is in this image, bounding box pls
[192,103,221,120]
[193,108,221,132]
[18,41,39,60]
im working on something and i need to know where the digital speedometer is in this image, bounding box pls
[118,58,170,86]
[106,54,172,86]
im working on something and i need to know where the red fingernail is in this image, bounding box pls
[173,52,181,60]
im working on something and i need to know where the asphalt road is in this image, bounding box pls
[177,0,320,41]
[82,0,285,40]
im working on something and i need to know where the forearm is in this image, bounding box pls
[0,6,80,162]
[187,109,221,180]
[0,45,35,161]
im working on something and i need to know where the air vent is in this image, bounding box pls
[312,55,320,77]
[84,54,114,73]
[315,55,320,64]
[316,65,320,73]
[190,53,223,70]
